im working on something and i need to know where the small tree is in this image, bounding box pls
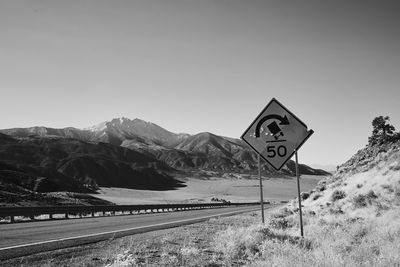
[368,116,396,146]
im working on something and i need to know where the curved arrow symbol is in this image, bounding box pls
[255,114,289,138]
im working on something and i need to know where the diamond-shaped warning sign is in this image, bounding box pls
[241,98,313,171]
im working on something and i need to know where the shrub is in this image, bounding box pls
[275,207,293,217]
[353,191,377,209]
[300,192,310,200]
[381,184,393,191]
[269,216,290,229]
[268,208,295,230]
[312,193,322,201]
[395,186,400,197]
[329,207,344,214]
[366,190,378,199]
[331,189,346,202]
[353,194,367,208]
[213,225,268,263]
[376,202,390,214]
[316,184,326,192]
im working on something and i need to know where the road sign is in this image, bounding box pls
[241,98,313,171]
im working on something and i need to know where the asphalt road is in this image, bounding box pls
[0,205,270,251]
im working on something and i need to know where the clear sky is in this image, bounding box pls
[1,0,399,166]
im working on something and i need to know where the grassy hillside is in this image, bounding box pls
[208,141,400,266]
[299,141,400,218]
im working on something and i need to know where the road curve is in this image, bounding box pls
[0,204,274,260]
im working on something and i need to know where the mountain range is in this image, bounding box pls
[0,118,329,195]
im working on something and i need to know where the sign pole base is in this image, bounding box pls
[295,150,304,237]
[258,154,265,223]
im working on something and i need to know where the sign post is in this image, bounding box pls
[295,150,304,237]
[258,154,265,223]
[241,98,313,235]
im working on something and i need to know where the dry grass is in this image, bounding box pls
[265,211,399,266]
[103,213,262,267]
[1,211,264,267]
[209,145,400,267]
[208,205,400,267]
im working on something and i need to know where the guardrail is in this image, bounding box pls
[0,202,267,223]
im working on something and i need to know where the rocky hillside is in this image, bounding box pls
[0,134,183,196]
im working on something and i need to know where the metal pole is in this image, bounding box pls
[258,154,265,223]
[295,150,304,237]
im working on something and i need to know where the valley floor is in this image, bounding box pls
[92,175,324,204]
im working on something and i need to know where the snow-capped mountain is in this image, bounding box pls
[85,117,190,147]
